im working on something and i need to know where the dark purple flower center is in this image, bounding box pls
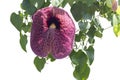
[47,17,60,29]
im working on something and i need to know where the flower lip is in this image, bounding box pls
[47,16,60,30]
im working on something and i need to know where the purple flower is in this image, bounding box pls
[30,7,75,59]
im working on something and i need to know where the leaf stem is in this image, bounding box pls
[104,26,113,30]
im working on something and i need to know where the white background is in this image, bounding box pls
[0,0,120,80]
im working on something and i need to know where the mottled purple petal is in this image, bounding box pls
[30,7,75,59]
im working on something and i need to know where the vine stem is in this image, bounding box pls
[104,26,113,30]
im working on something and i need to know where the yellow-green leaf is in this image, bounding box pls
[116,6,120,14]
[106,0,112,8]
[113,24,120,37]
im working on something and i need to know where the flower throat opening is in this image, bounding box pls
[47,17,60,30]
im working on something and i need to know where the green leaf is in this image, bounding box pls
[70,50,90,80]
[87,26,96,38]
[21,0,37,15]
[43,0,50,7]
[61,0,68,7]
[70,50,88,65]
[88,38,95,44]
[85,46,94,65]
[119,0,120,5]
[73,64,90,80]
[22,22,31,33]
[95,31,103,38]
[20,33,28,52]
[27,22,32,32]
[51,0,63,7]
[47,54,56,62]
[36,0,45,9]
[106,0,112,8]
[10,12,23,31]
[117,15,120,21]
[34,56,46,72]
[75,0,96,6]
[92,18,103,38]
[75,34,81,42]
[21,23,27,32]
[75,31,86,42]
[70,2,83,21]
[30,0,45,9]
[68,0,74,6]
[71,1,95,21]
[112,14,120,36]
[78,21,90,32]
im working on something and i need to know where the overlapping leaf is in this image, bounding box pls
[73,64,90,80]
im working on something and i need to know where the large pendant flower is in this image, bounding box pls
[30,7,75,59]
